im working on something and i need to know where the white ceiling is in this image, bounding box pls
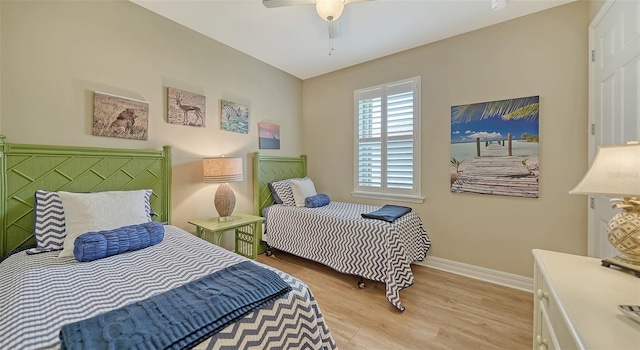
[131,0,576,80]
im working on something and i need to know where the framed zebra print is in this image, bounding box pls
[220,99,249,134]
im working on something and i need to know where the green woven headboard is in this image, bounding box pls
[0,135,172,258]
[252,152,306,217]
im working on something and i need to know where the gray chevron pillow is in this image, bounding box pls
[267,183,284,204]
[269,178,308,206]
[27,190,67,254]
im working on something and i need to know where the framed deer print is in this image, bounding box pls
[167,87,206,127]
[93,92,149,140]
[220,99,249,134]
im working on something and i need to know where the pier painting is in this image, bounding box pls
[450,96,539,198]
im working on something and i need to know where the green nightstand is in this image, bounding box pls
[188,213,265,260]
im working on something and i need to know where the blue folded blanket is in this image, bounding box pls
[74,221,164,262]
[361,204,412,223]
[59,261,292,350]
[305,193,331,208]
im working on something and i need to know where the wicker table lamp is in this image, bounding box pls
[570,143,640,277]
[203,156,244,222]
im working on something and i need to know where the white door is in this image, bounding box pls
[589,0,640,258]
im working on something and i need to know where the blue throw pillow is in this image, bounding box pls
[73,221,164,262]
[305,194,331,208]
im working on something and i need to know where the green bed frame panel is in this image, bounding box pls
[252,152,306,254]
[252,152,307,217]
[0,135,172,258]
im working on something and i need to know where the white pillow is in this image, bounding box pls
[57,190,151,258]
[290,178,317,207]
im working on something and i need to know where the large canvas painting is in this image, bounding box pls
[93,92,149,140]
[259,123,280,149]
[220,99,249,134]
[167,87,205,127]
[450,95,539,198]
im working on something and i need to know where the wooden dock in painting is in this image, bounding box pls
[451,143,538,197]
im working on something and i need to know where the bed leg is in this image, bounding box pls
[265,244,273,257]
[357,277,365,289]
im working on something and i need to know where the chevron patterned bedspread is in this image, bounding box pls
[0,226,336,350]
[265,201,431,311]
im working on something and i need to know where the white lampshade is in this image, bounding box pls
[570,144,640,197]
[316,0,344,21]
[203,157,243,183]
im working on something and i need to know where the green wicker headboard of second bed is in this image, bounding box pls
[0,135,172,258]
[252,152,306,217]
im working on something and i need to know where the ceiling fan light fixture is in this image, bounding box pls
[316,0,345,21]
[491,0,507,11]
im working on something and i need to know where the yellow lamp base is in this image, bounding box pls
[604,199,640,278]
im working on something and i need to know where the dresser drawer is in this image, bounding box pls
[544,292,577,350]
[535,265,560,350]
[538,305,557,350]
[534,256,577,350]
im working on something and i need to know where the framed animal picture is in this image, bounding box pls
[167,87,206,127]
[92,92,149,140]
[220,99,249,134]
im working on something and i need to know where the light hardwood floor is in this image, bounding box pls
[258,250,533,350]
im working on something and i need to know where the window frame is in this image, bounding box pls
[352,76,423,203]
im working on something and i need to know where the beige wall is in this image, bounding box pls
[588,0,607,21]
[302,2,589,277]
[0,0,303,248]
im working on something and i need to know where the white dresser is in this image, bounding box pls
[532,249,640,350]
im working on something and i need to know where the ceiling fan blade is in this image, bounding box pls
[262,0,315,8]
[328,19,342,39]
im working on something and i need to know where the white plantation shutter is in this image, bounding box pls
[386,86,414,189]
[357,88,382,188]
[354,77,422,201]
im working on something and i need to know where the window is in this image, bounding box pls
[353,77,422,203]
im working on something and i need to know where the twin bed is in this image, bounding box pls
[0,139,335,350]
[253,153,431,312]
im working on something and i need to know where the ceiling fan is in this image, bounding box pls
[262,0,374,54]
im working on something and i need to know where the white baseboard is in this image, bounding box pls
[416,256,533,293]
